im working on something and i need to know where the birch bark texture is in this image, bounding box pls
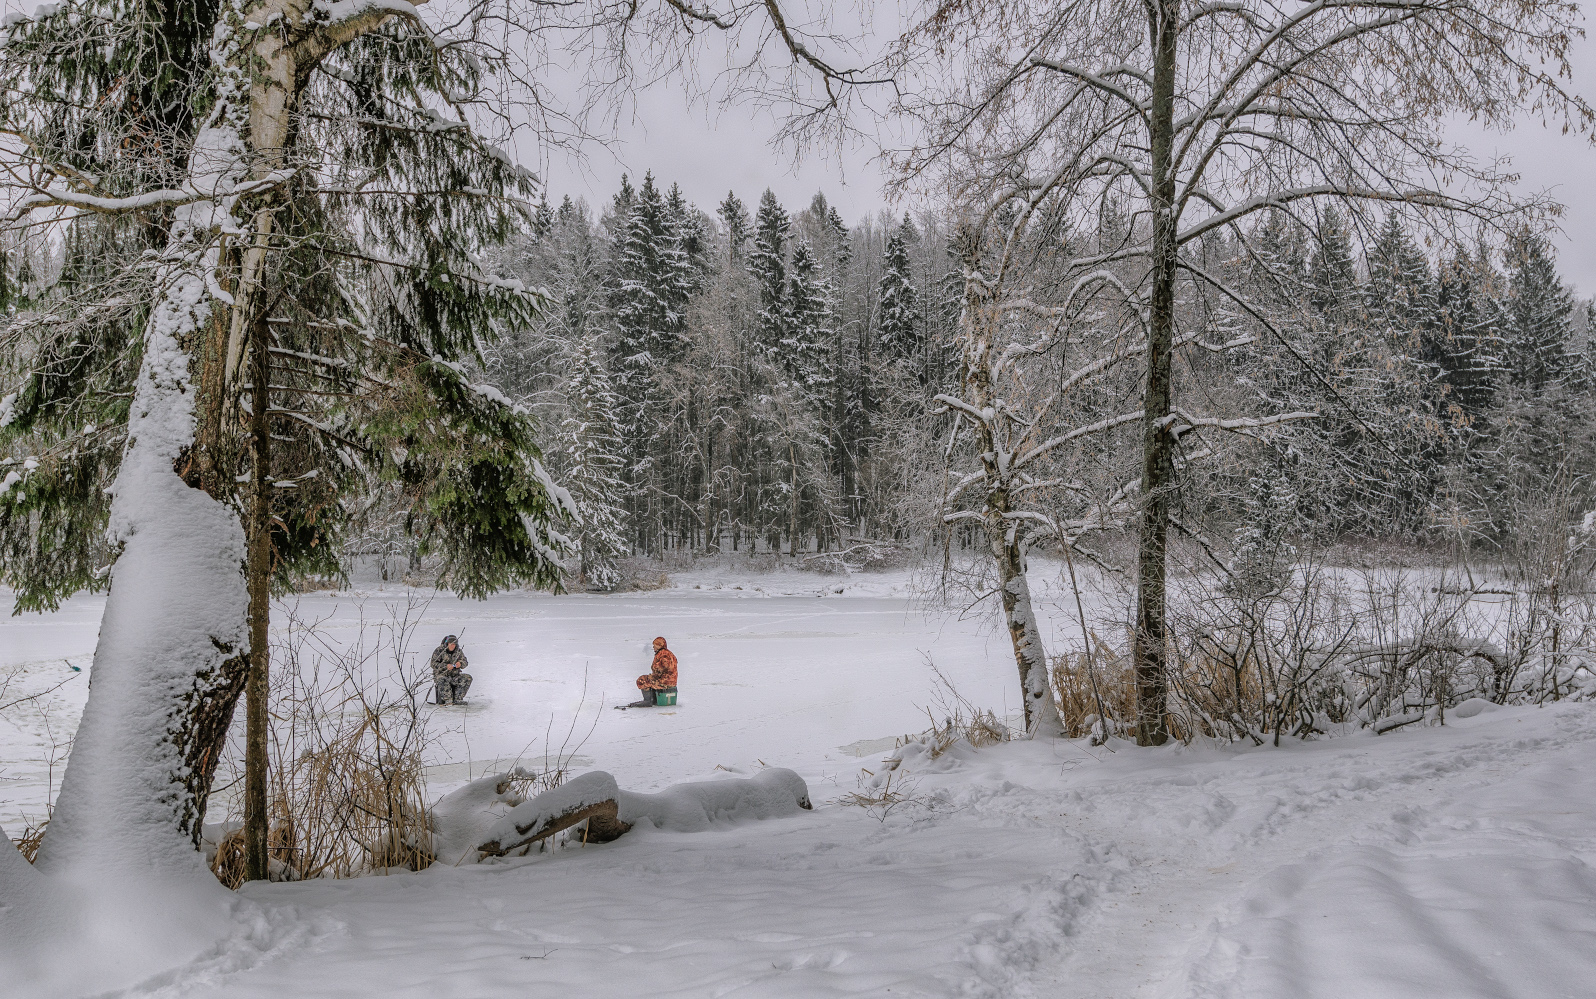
[889,0,1593,744]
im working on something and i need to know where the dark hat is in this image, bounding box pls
[443,635,458,645]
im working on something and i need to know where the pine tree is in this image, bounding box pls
[718,191,752,270]
[1308,207,1357,321]
[783,240,834,405]
[1226,473,1301,599]
[0,0,576,888]
[1366,214,1435,333]
[1433,245,1506,418]
[1248,210,1308,310]
[560,337,630,589]
[1579,300,1596,392]
[665,183,712,291]
[532,194,555,238]
[611,174,683,441]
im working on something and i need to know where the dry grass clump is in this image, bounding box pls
[905,659,1019,757]
[1050,635,1137,741]
[837,770,918,821]
[10,817,46,863]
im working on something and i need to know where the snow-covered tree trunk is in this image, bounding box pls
[34,124,252,879]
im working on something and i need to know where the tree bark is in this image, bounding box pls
[35,127,253,880]
[243,310,272,882]
[790,442,800,557]
[36,0,425,881]
[1133,0,1180,747]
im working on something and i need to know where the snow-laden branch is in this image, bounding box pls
[2,170,295,226]
[1029,58,1150,114]
[1013,411,1144,472]
[1162,407,1319,436]
[1176,184,1474,246]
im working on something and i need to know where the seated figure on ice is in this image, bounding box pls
[625,636,678,708]
[431,634,472,705]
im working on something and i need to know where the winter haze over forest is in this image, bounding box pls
[2,2,1596,998]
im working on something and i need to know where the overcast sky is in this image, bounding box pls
[540,31,1596,297]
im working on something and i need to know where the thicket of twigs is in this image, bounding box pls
[1049,544,1596,746]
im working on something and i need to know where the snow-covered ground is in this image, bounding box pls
[4,571,1595,997]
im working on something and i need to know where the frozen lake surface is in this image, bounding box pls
[1,568,1035,829]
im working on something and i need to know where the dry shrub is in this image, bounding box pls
[210,827,247,888]
[212,596,437,883]
[1050,635,1136,740]
[636,571,673,591]
[838,771,918,821]
[912,659,1018,756]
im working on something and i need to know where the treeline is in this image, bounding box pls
[488,175,962,587]
[1195,210,1596,553]
[492,176,1595,589]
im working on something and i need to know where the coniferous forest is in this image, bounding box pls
[472,175,1596,593]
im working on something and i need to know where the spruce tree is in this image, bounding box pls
[877,220,921,363]
[718,191,752,270]
[748,190,791,350]
[560,337,630,589]
[1433,246,1507,418]
[1501,232,1575,391]
[1366,214,1435,334]
[784,240,835,405]
[0,0,576,880]
[1307,207,1358,321]
[1226,473,1300,599]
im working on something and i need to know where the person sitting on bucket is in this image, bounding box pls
[430,634,472,705]
[626,636,678,708]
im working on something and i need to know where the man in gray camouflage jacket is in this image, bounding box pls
[430,635,472,705]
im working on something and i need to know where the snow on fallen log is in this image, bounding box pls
[615,768,812,833]
[430,768,813,865]
[428,769,609,866]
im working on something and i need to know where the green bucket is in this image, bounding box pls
[654,688,678,706]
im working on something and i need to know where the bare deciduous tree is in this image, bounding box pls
[886,0,1593,743]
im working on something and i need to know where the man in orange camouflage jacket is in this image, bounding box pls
[623,636,677,708]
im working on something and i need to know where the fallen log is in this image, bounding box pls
[478,799,626,857]
[471,771,626,858]
[429,767,813,864]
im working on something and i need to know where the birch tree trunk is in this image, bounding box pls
[34,0,426,880]
[956,257,1064,738]
[33,122,252,879]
